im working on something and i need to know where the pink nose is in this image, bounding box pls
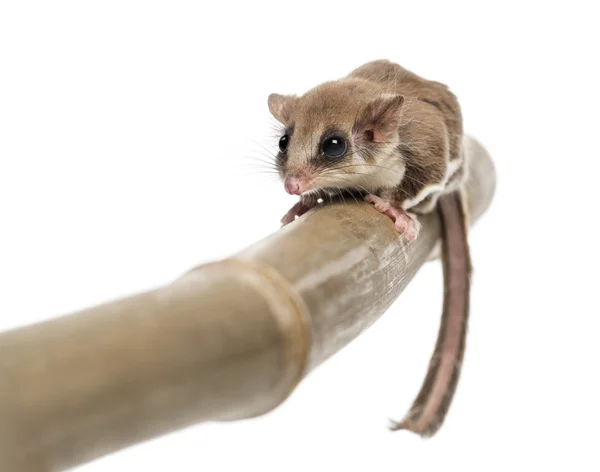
[284,176,301,195]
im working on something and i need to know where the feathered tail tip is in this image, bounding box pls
[387,408,445,438]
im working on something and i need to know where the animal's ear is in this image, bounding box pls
[268,93,297,124]
[357,93,404,142]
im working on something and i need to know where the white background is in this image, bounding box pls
[1,1,599,471]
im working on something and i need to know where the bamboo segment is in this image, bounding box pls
[0,136,495,472]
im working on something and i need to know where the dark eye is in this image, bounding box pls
[322,136,347,158]
[279,135,289,152]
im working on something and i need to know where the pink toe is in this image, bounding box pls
[405,229,418,240]
[365,194,422,240]
[394,220,408,232]
[281,214,295,226]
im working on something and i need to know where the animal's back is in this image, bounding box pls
[348,60,459,111]
[350,60,465,212]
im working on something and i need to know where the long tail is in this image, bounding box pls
[391,190,472,437]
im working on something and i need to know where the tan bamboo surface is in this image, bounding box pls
[0,136,496,471]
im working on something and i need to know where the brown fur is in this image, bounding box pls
[349,60,464,212]
[268,60,472,437]
[390,190,472,437]
[269,60,466,212]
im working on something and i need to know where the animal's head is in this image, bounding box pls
[268,79,405,197]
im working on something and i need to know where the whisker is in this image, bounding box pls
[248,139,279,159]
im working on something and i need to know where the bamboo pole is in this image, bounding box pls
[0,136,496,472]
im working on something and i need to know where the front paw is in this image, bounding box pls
[281,199,314,226]
[394,212,421,240]
[365,194,421,240]
[281,208,298,226]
